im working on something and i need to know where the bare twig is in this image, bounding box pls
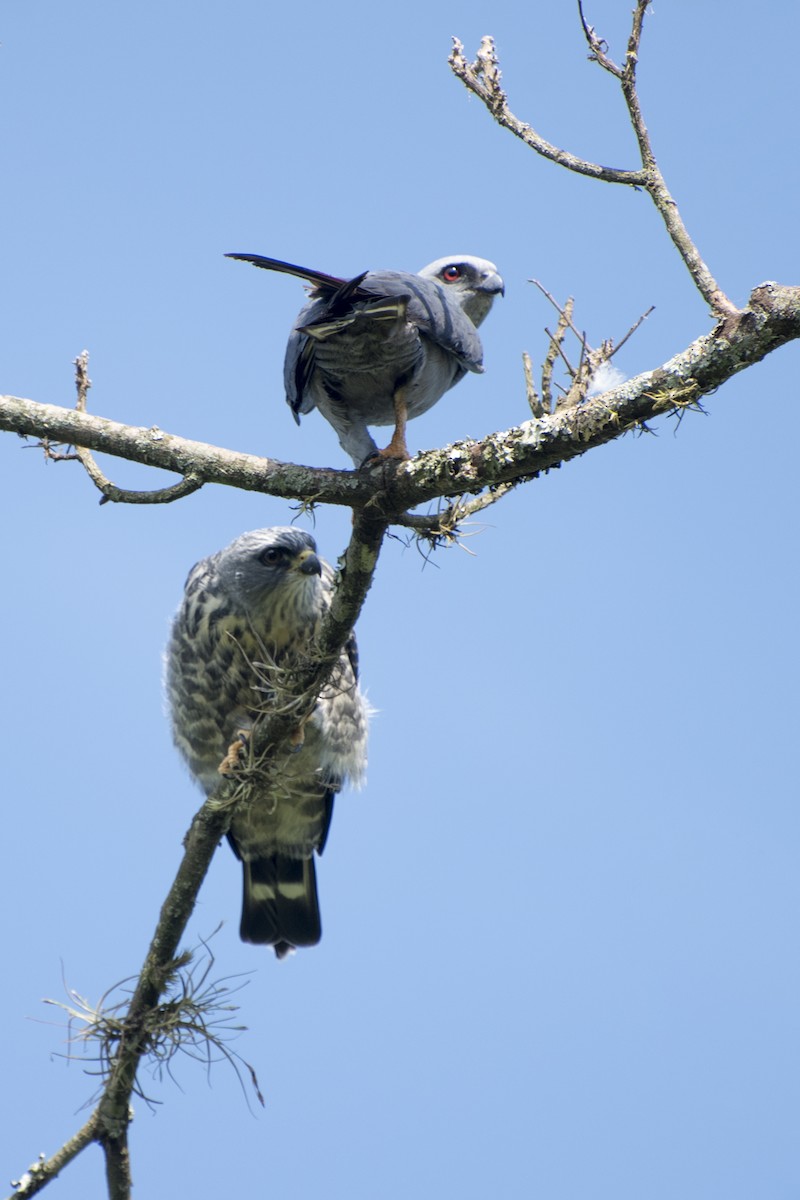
[394,483,519,546]
[613,305,655,357]
[616,3,738,316]
[578,0,623,76]
[69,351,204,505]
[450,11,740,317]
[529,278,650,411]
[532,280,585,344]
[449,35,645,186]
[522,351,541,416]
[535,286,577,413]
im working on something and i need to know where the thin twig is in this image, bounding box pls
[612,305,655,357]
[449,35,646,186]
[615,2,738,316]
[450,13,740,317]
[542,300,576,411]
[522,351,542,416]
[531,280,586,346]
[531,279,656,410]
[395,483,518,544]
[578,0,622,76]
[71,352,203,505]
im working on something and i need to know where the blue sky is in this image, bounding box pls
[2,2,799,1197]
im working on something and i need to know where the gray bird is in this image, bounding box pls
[165,527,368,957]
[226,252,504,466]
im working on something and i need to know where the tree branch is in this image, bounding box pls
[377,282,800,510]
[101,1130,131,1200]
[449,35,646,186]
[93,502,387,1165]
[5,11,800,1192]
[64,351,205,505]
[0,394,372,507]
[450,5,739,317]
[7,1116,99,1199]
[5,505,388,1199]
[3,284,799,538]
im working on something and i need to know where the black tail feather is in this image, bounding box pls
[225,253,351,294]
[240,854,322,956]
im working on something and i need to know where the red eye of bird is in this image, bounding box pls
[442,264,462,282]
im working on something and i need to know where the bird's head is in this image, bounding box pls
[419,255,504,326]
[215,527,323,614]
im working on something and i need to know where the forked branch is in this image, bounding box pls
[450,2,739,317]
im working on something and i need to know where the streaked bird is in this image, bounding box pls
[226,252,504,466]
[165,527,368,957]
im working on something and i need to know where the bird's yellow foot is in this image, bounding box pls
[218,730,250,776]
[289,718,308,751]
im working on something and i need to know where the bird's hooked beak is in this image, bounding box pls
[481,270,505,298]
[294,548,322,577]
[467,269,504,326]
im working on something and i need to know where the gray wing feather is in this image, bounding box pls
[358,271,484,372]
[284,297,323,419]
[283,271,483,421]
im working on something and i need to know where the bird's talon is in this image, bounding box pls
[288,723,307,752]
[218,730,250,776]
[376,444,410,462]
[226,251,502,468]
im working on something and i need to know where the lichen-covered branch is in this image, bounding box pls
[8,1117,99,1198]
[101,1130,131,1200]
[3,284,799,538]
[66,351,205,505]
[380,282,800,512]
[5,8,800,1196]
[0,393,372,506]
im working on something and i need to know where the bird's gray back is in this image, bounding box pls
[284,270,483,421]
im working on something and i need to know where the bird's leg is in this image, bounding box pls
[376,388,410,460]
[218,729,250,776]
[289,716,309,751]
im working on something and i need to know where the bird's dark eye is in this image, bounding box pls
[441,264,462,283]
[259,546,286,566]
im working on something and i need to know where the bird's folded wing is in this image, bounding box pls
[361,271,485,374]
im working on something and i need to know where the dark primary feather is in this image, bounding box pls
[225,253,368,297]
